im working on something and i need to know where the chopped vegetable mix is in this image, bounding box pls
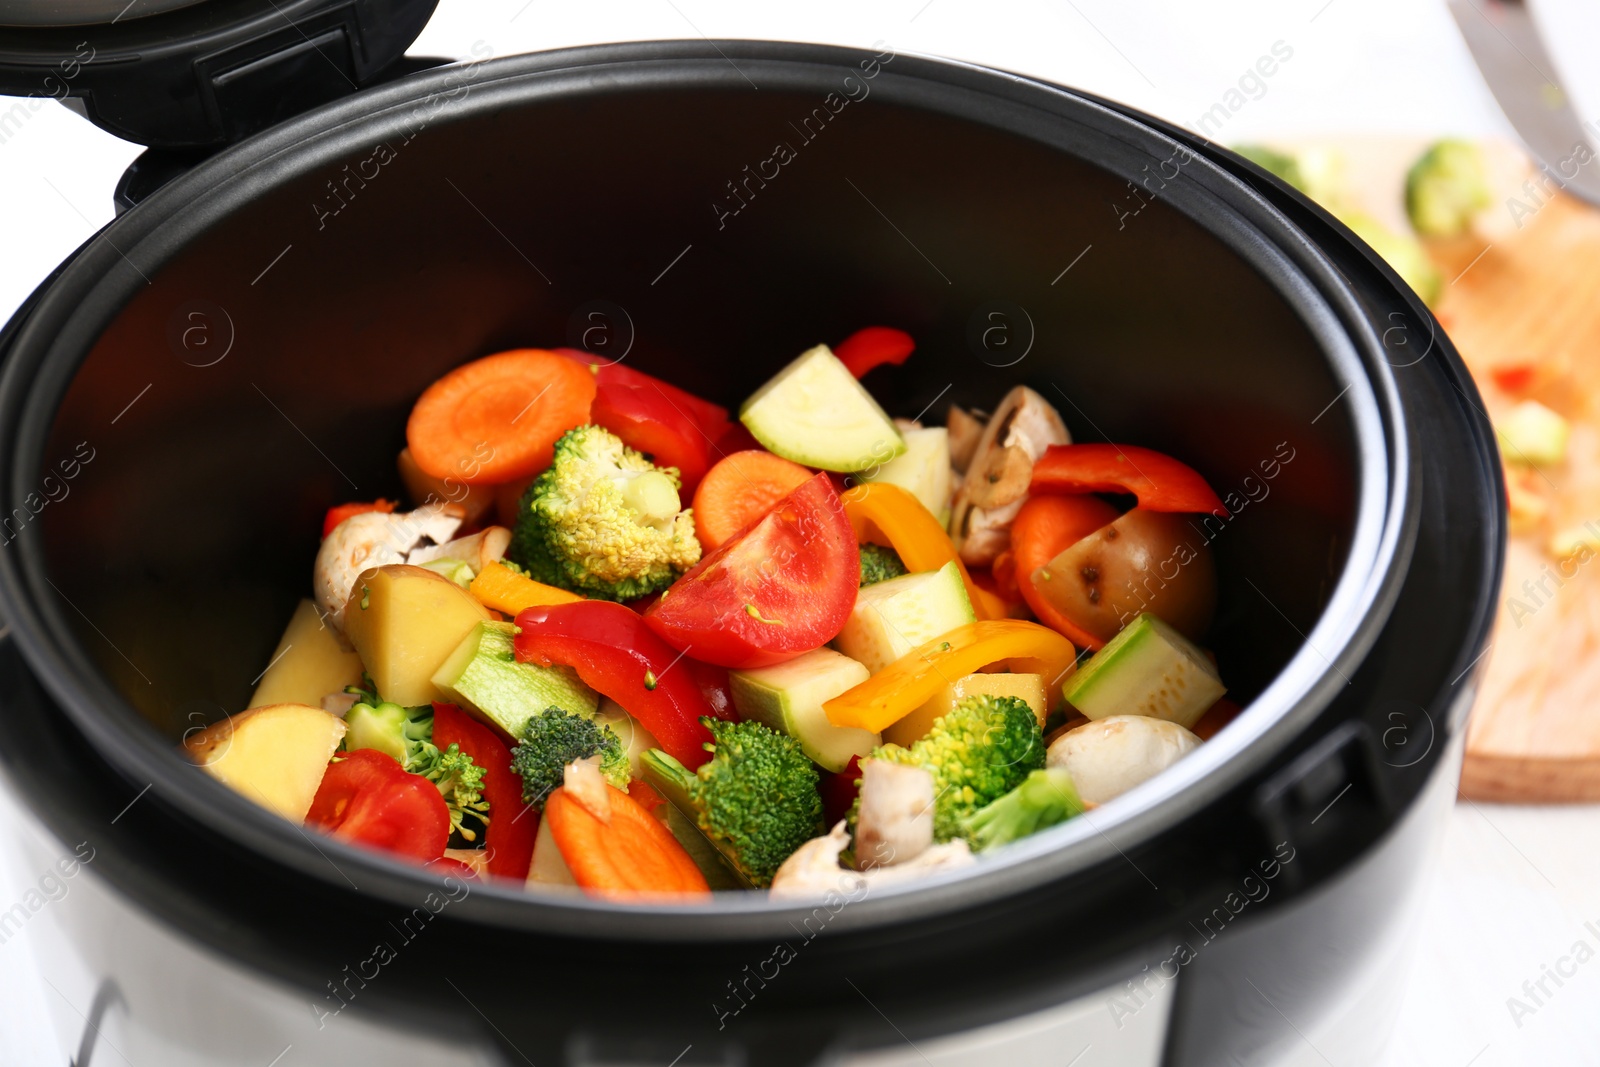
[220,333,1231,899]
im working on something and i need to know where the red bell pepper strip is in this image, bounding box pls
[686,658,740,723]
[557,348,731,439]
[426,856,480,879]
[513,601,721,768]
[306,749,450,862]
[835,326,916,378]
[322,499,397,538]
[1029,444,1228,516]
[821,756,864,827]
[432,702,538,881]
[592,381,712,492]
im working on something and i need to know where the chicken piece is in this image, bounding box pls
[854,759,935,869]
[950,387,1069,565]
[313,503,464,632]
[856,841,974,886]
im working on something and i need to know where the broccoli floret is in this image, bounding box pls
[959,767,1084,852]
[1406,139,1491,238]
[858,543,907,586]
[870,694,1045,843]
[507,424,702,600]
[510,707,629,809]
[640,719,823,888]
[343,701,489,840]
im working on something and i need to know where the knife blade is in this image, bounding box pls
[1448,0,1600,205]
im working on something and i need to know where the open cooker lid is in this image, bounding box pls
[0,0,437,147]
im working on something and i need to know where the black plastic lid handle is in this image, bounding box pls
[0,0,440,148]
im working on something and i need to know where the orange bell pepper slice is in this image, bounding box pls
[468,560,582,615]
[840,483,1008,620]
[822,619,1078,733]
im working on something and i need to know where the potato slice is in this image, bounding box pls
[183,704,346,822]
[342,564,491,706]
[249,598,364,709]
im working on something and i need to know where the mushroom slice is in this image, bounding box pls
[406,526,512,572]
[854,760,936,869]
[965,444,1034,510]
[769,821,868,899]
[314,503,465,632]
[1046,715,1201,805]
[950,386,1069,565]
[946,404,986,473]
[858,840,974,885]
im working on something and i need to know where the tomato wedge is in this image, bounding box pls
[835,326,916,378]
[513,601,729,768]
[644,473,858,669]
[592,381,712,492]
[323,499,396,538]
[432,702,537,880]
[1030,444,1228,516]
[558,349,731,439]
[306,749,450,863]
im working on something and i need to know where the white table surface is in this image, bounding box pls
[3,2,1598,1064]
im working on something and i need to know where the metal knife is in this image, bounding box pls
[1448,0,1600,205]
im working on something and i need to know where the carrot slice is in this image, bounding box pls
[691,449,812,550]
[468,560,583,614]
[1010,495,1119,650]
[407,349,597,485]
[544,785,710,898]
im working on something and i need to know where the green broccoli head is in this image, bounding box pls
[1406,139,1491,238]
[1234,144,1305,191]
[344,701,490,840]
[959,766,1084,852]
[858,543,908,586]
[642,719,822,887]
[510,707,630,809]
[507,424,702,601]
[871,694,1045,843]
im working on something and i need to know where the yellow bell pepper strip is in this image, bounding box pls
[822,619,1078,733]
[840,483,1009,620]
[468,560,582,615]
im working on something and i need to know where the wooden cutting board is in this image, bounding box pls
[1434,191,1600,802]
[1286,137,1600,801]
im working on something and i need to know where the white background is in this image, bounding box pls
[3,1,1600,1064]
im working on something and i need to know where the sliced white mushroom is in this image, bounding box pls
[946,404,986,473]
[949,387,1069,565]
[854,760,935,869]
[768,819,976,899]
[313,502,465,632]
[406,526,512,572]
[769,821,869,899]
[856,840,974,886]
[1046,715,1201,805]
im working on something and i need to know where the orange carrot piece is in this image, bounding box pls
[407,349,597,485]
[692,450,812,550]
[544,786,710,898]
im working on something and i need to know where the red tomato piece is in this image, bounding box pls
[557,349,731,439]
[644,473,859,669]
[432,702,537,880]
[1030,444,1228,516]
[427,856,480,879]
[322,499,397,538]
[835,326,916,378]
[592,382,712,492]
[513,601,720,768]
[305,749,451,863]
[1490,363,1537,394]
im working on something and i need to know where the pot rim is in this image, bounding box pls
[0,39,1428,942]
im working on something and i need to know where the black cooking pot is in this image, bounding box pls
[0,33,1501,1067]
